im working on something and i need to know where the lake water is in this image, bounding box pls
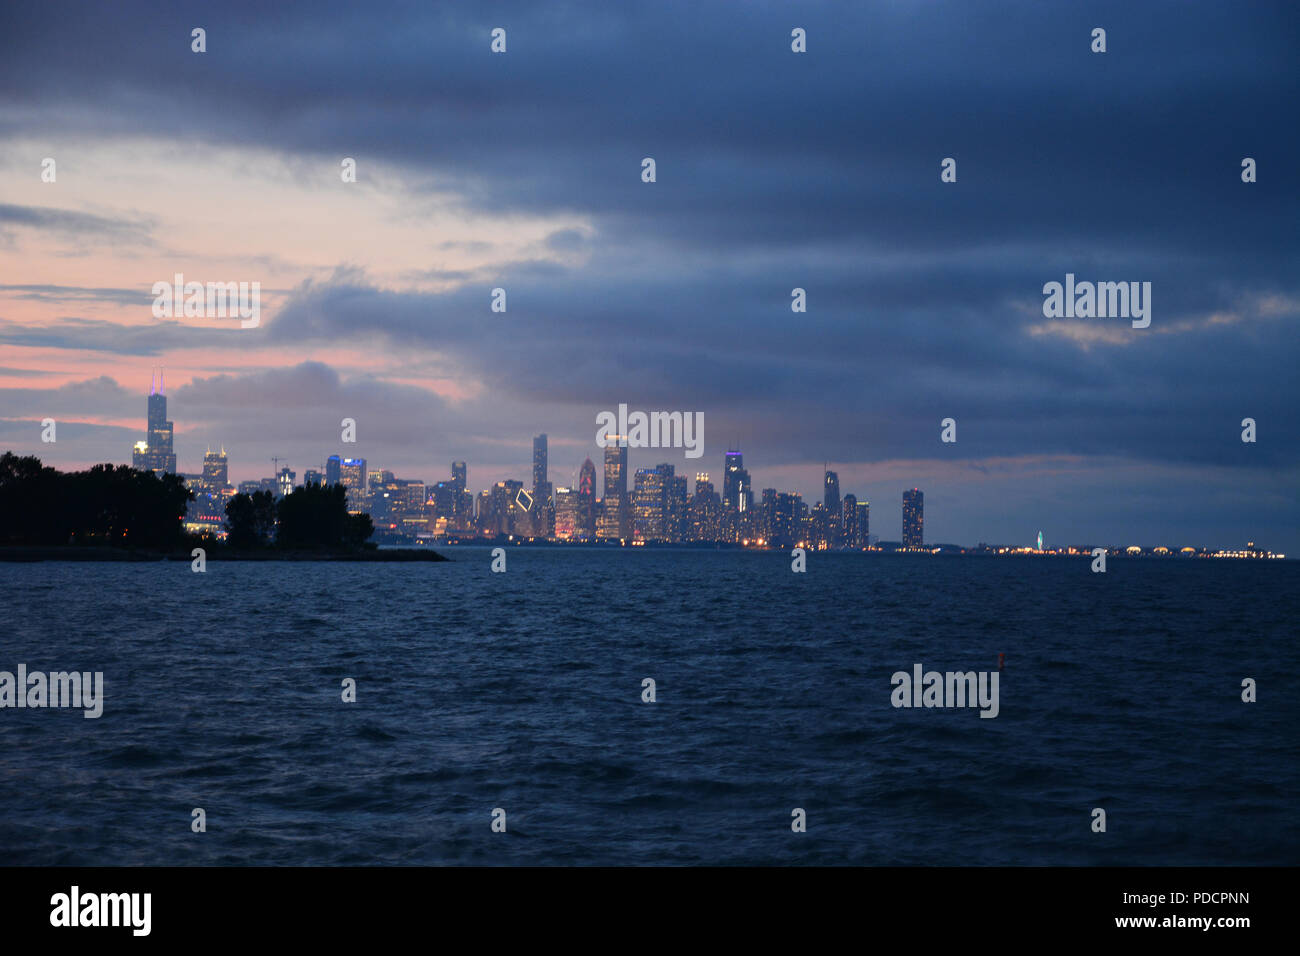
[1,549,1296,865]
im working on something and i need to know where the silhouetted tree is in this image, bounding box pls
[276,482,346,548]
[2,454,375,553]
[0,453,63,544]
[0,453,191,548]
[224,490,276,549]
[64,464,193,547]
[344,511,375,549]
[277,482,373,549]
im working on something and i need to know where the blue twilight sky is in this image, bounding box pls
[0,0,1296,551]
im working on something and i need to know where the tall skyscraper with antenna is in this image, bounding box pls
[131,369,177,475]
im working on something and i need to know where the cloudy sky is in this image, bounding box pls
[1,0,1297,551]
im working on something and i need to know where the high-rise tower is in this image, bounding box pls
[902,488,924,548]
[722,450,750,513]
[598,437,629,539]
[132,369,177,475]
[532,435,547,491]
[577,457,597,539]
[531,435,552,538]
[824,469,840,517]
[202,447,229,491]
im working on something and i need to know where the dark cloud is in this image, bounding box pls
[0,316,252,355]
[0,283,153,306]
[264,260,1299,474]
[0,203,153,246]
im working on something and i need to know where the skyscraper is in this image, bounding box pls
[275,467,296,499]
[902,488,924,548]
[824,469,842,545]
[577,457,597,539]
[768,491,802,548]
[487,480,525,536]
[450,461,471,530]
[131,370,177,475]
[690,473,721,542]
[632,465,671,541]
[531,435,552,538]
[553,487,579,539]
[824,470,840,516]
[722,450,750,513]
[325,455,341,487]
[666,471,687,543]
[856,500,870,547]
[340,458,367,514]
[532,435,547,491]
[202,447,229,491]
[598,436,628,539]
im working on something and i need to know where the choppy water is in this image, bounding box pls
[1,550,1297,865]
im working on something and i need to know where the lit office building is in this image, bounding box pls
[824,470,840,517]
[902,488,924,548]
[202,447,229,491]
[493,480,526,536]
[722,450,750,514]
[397,481,428,536]
[666,472,687,543]
[340,458,367,514]
[690,473,721,542]
[427,481,454,523]
[369,473,402,532]
[275,467,296,499]
[577,458,597,538]
[533,435,547,491]
[809,502,831,549]
[768,491,802,548]
[842,493,857,548]
[632,466,668,541]
[450,461,472,531]
[597,436,629,539]
[553,487,579,540]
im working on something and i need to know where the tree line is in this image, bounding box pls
[224,483,374,550]
[0,452,372,551]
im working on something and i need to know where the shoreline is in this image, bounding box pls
[0,546,449,563]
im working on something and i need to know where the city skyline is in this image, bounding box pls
[109,375,1284,554]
